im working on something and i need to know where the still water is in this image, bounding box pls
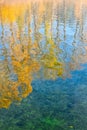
[0,0,87,129]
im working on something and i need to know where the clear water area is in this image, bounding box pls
[0,0,87,130]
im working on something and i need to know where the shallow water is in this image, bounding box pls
[0,0,87,129]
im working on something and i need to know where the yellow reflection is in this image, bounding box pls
[0,0,87,108]
[0,43,40,108]
[0,0,87,23]
[40,21,64,79]
[0,1,32,23]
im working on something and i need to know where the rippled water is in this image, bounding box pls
[0,0,87,129]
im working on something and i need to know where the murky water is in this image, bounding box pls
[0,0,87,129]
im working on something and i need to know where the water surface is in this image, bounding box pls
[0,0,87,129]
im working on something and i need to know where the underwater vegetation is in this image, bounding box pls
[0,72,87,130]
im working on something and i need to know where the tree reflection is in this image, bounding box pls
[0,0,87,108]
